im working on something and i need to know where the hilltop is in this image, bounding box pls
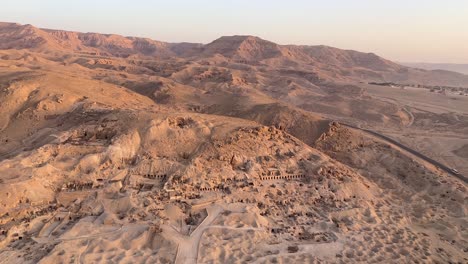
[0,22,467,263]
[1,22,467,86]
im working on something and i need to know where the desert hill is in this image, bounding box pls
[0,22,200,58]
[1,22,467,86]
[402,62,468,75]
[0,22,467,263]
[196,35,284,60]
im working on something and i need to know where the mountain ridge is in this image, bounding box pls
[0,21,467,264]
[1,22,467,86]
[401,62,468,75]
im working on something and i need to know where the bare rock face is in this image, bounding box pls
[229,154,243,169]
[0,23,48,49]
[200,35,283,61]
[0,22,466,264]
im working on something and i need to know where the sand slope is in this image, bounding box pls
[0,22,466,263]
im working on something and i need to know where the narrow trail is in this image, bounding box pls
[402,106,414,127]
[172,205,223,264]
[77,239,90,264]
[165,204,261,264]
[32,224,147,244]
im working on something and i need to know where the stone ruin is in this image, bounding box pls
[168,117,195,128]
[260,174,306,181]
[198,186,228,192]
[137,183,155,192]
[149,224,162,234]
[61,181,95,192]
[65,126,117,146]
[143,174,167,180]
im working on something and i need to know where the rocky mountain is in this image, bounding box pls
[1,22,468,86]
[0,22,199,58]
[0,22,467,264]
[402,62,468,75]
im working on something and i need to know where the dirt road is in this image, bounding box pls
[342,123,468,183]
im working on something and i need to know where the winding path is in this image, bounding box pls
[402,106,414,127]
[170,205,223,264]
[166,204,262,264]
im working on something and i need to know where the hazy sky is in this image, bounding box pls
[1,0,467,63]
